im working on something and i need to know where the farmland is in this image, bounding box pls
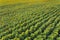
[0,0,60,40]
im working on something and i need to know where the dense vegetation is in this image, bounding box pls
[0,2,60,40]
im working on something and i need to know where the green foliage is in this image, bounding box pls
[0,2,60,40]
[24,37,31,40]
